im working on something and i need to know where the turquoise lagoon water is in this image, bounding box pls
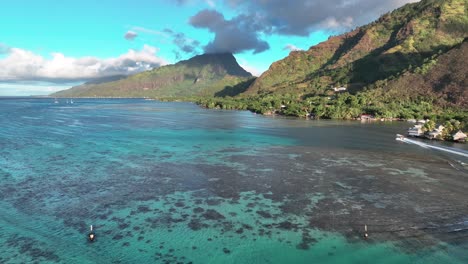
[0,98,467,263]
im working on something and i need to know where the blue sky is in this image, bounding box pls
[0,0,418,95]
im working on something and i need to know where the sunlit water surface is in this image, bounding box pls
[0,98,467,263]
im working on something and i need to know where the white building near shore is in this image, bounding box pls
[333,86,347,92]
[408,124,424,137]
[453,131,467,142]
[427,125,445,139]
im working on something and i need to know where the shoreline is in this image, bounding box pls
[4,96,466,144]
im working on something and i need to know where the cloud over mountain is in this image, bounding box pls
[225,0,420,35]
[189,10,269,54]
[0,45,167,83]
[162,28,201,59]
[187,0,418,54]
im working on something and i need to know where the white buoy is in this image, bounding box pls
[364,224,368,238]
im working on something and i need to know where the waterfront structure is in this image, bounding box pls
[427,125,445,139]
[453,131,467,142]
[408,124,424,137]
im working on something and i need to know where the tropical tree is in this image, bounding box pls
[423,120,436,132]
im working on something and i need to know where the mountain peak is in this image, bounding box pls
[52,52,253,98]
[179,53,252,78]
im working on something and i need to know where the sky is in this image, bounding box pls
[0,0,419,96]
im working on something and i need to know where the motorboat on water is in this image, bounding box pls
[88,225,95,242]
[396,134,405,141]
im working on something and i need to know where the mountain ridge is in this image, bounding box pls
[197,0,467,122]
[246,0,467,100]
[52,53,253,98]
[53,0,467,122]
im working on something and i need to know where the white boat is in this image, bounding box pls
[396,134,405,141]
[54,98,59,104]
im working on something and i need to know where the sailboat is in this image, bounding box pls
[54,98,59,104]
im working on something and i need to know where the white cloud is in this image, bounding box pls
[283,44,302,52]
[205,0,216,7]
[322,16,354,29]
[222,0,420,35]
[238,59,265,77]
[131,26,169,37]
[0,45,168,83]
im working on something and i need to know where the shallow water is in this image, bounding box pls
[0,98,467,263]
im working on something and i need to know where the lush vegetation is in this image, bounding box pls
[419,119,465,141]
[247,0,467,103]
[52,0,467,131]
[195,90,467,129]
[52,53,253,98]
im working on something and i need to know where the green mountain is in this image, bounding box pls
[52,53,253,98]
[370,38,467,108]
[197,0,467,122]
[54,0,467,122]
[246,0,467,105]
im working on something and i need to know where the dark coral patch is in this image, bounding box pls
[6,235,60,263]
[188,219,208,231]
[193,207,205,214]
[174,201,185,208]
[242,224,253,230]
[296,232,317,250]
[206,199,222,206]
[235,228,244,234]
[113,234,124,240]
[118,222,130,229]
[202,209,225,220]
[256,210,272,218]
[276,221,299,230]
[137,205,151,213]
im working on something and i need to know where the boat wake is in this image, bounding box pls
[396,135,468,158]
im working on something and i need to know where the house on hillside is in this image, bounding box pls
[452,131,467,142]
[408,124,424,137]
[332,86,347,92]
